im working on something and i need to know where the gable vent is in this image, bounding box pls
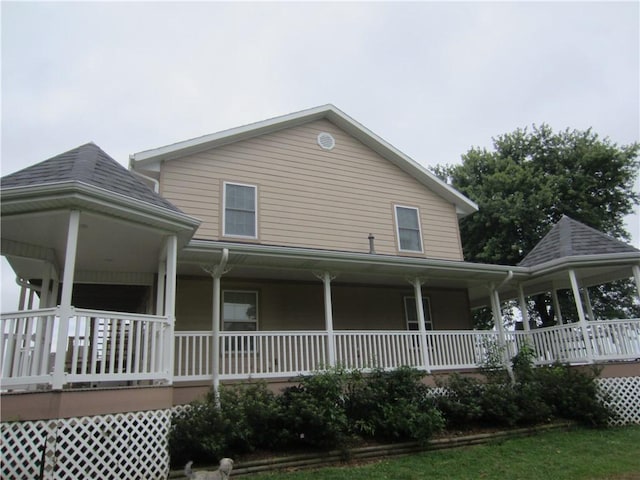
[317,132,335,151]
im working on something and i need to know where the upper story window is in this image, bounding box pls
[223,182,257,238]
[394,205,423,252]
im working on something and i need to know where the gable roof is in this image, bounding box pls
[518,215,639,267]
[1,142,183,214]
[130,105,479,218]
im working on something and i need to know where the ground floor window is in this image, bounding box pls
[222,290,258,331]
[404,296,433,331]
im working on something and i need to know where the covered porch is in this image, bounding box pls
[5,241,638,394]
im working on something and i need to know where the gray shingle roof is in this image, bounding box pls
[518,215,639,267]
[1,142,183,213]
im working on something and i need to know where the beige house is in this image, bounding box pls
[2,105,639,479]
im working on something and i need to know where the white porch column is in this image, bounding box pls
[18,284,27,311]
[411,278,430,372]
[205,248,229,393]
[52,210,80,390]
[583,287,596,322]
[163,235,178,385]
[38,263,52,308]
[568,269,594,363]
[632,265,640,300]
[517,284,530,332]
[321,272,336,369]
[156,256,166,316]
[551,285,564,325]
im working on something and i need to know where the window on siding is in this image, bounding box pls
[224,182,257,238]
[395,205,423,252]
[222,290,258,331]
[404,296,433,331]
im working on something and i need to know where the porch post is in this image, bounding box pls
[18,284,27,310]
[156,256,166,316]
[583,288,596,322]
[489,284,513,380]
[52,210,80,390]
[411,278,430,372]
[163,235,178,385]
[551,285,564,325]
[568,269,594,363]
[321,272,336,369]
[517,284,530,332]
[38,263,51,308]
[206,248,229,393]
[632,265,640,300]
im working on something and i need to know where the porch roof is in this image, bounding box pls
[1,143,182,214]
[180,239,527,300]
[179,239,640,308]
[1,143,200,236]
[519,215,639,267]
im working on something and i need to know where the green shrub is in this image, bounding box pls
[279,369,350,449]
[434,373,484,428]
[169,391,228,468]
[346,367,443,443]
[218,382,289,452]
[534,363,613,427]
[169,382,286,468]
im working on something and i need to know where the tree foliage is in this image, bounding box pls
[433,124,639,325]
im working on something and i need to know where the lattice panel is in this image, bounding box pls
[1,409,172,480]
[598,376,640,426]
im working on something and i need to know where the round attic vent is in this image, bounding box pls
[317,132,335,151]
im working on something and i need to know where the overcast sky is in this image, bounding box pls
[1,1,639,310]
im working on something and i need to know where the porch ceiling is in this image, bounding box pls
[2,210,166,282]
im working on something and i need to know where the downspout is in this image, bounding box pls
[211,248,229,395]
[129,155,160,193]
[496,270,514,291]
[15,277,42,292]
[490,270,515,382]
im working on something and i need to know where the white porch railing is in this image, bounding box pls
[3,315,639,389]
[1,308,171,390]
[510,319,640,365]
[173,319,640,382]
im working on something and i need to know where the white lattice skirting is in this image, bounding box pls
[598,376,640,426]
[1,409,171,480]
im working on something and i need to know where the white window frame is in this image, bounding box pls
[403,296,433,331]
[223,181,258,239]
[394,205,424,253]
[222,290,259,331]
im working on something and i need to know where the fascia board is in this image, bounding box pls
[131,105,334,166]
[131,105,478,217]
[527,253,640,278]
[1,181,201,233]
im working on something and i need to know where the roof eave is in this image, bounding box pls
[528,252,640,277]
[1,181,202,234]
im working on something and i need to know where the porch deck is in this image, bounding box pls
[2,308,639,391]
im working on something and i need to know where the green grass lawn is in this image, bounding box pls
[247,426,640,479]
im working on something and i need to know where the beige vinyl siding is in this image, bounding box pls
[161,119,464,260]
[174,276,472,331]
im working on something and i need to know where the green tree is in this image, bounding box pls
[434,125,639,326]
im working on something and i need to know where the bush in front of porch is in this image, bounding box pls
[169,356,613,469]
[169,367,444,468]
[435,346,613,430]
